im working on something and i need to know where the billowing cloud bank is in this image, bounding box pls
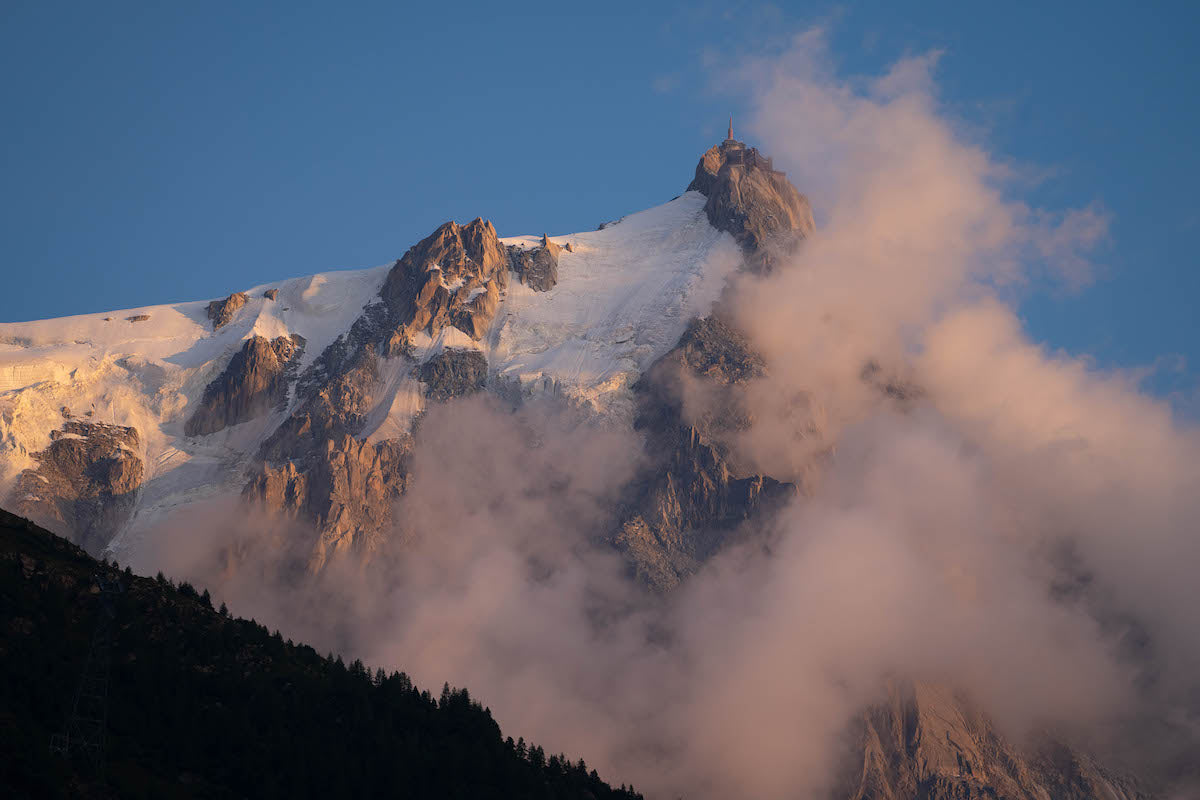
[137,32,1199,799]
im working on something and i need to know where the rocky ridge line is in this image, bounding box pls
[242,218,511,567]
[185,334,306,437]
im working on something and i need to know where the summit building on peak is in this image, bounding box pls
[716,116,781,174]
[688,121,813,272]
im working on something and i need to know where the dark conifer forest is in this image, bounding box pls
[0,508,642,799]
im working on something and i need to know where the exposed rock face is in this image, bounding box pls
[380,218,509,342]
[616,316,792,591]
[508,234,561,291]
[244,434,410,571]
[185,334,305,437]
[245,334,416,570]
[125,314,150,323]
[837,681,1151,800]
[666,314,765,384]
[243,218,510,565]
[616,427,791,590]
[206,292,249,330]
[420,348,489,402]
[263,288,279,301]
[688,139,815,272]
[6,420,142,554]
[259,344,381,464]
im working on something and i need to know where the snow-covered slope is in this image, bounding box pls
[0,191,738,555]
[489,192,739,416]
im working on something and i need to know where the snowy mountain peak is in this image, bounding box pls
[0,139,791,558]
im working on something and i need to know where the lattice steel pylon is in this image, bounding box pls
[50,570,122,767]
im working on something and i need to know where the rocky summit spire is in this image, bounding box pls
[686,132,815,273]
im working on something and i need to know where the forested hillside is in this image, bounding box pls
[0,508,642,799]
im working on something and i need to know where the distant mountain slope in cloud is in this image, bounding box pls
[2,122,1190,799]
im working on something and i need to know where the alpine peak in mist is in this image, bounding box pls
[0,123,812,578]
[2,57,1198,798]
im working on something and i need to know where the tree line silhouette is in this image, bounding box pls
[0,508,642,799]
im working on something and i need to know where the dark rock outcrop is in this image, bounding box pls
[125,314,150,323]
[688,138,815,273]
[837,681,1152,800]
[263,288,279,301]
[206,292,249,330]
[6,420,142,554]
[508,234,561,291]
[635,316,765,454]
[419,348,489,402]
[616,426,791,591]
[616,316,792,591]
[185,334,305,437]
[665,314,765,384]
[861,359,924,405]
[380,218,509,342]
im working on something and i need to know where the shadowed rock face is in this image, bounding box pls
[688,139,815,273]
[508,234,561,291]
[666,314,766,385]
[837,681,1152,800]
[185,334,305,437]
[6,420,142,554]
[420,348,488,402]
[206,292,249,330]
[616,316,792,591]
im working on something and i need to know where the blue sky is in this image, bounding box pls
[2,1,1197,406]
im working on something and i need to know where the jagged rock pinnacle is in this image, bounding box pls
[688,134,815,272]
